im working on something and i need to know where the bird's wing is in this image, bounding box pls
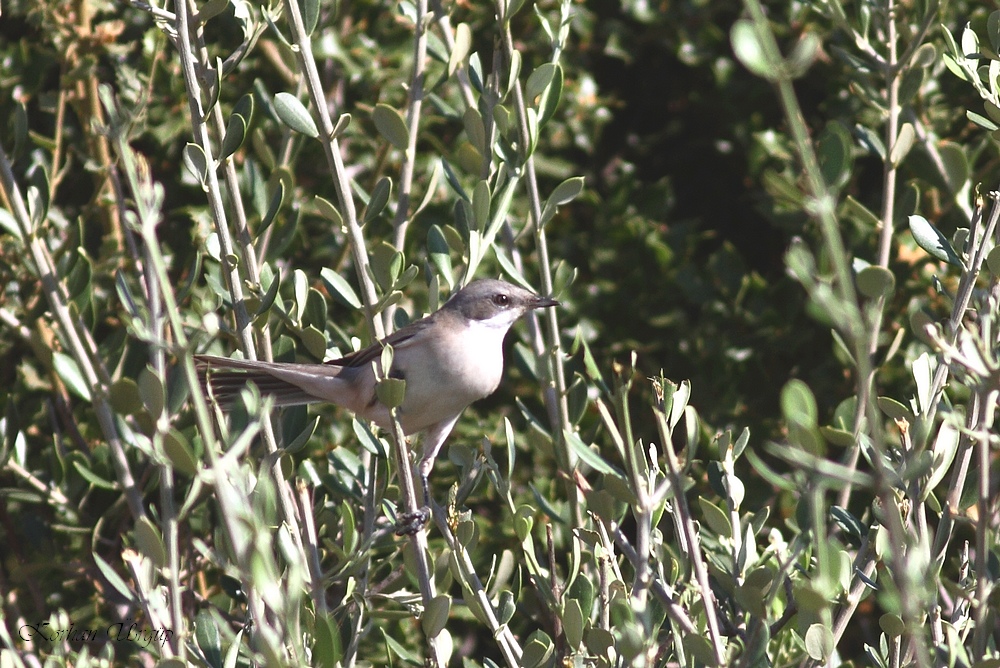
[326,314,437,369]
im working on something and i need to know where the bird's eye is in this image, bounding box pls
[492,293,510,307]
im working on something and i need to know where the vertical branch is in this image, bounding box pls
[390,0,429,252]
[498,10,576,523]
[173,0,257,357]
[387,415,446,666]
[280,0,384,341]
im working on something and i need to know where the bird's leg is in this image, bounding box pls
[394,416,459,535]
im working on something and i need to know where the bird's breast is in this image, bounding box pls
[392,319,508,432]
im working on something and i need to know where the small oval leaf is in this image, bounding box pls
[320,268,362,309]
[372,103,409,151]
[731,19,778,81]
[183,143,209,187]
[363,177,392,224]
[53,352,92,401]
[909,215,962,266]
[273,92,319,137]
[856,265,896,299]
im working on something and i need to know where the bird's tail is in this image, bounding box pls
[195,355,334,407]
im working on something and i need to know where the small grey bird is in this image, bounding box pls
[197,278,558,483]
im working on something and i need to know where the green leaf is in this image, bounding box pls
[969,109,1000,131]
[109,378,143,415]
[313,196,343,226]
[163,429,199,476]
[877,396,914,422]
[854,124,886,161]
[448,23,471,76]
[313,615,342,668]
[139,365,165,416]
[939,141,969,192]
[284,415,320,453]
[73,460,117,490]
[93,552,137,604]
[259,179,284,234]
[731,19,778,81]
[330,113,351,139]
[0,207,23,241]
[299,0,319,35]
[565,430,618,475]
[134,516,166,568]
[472,179,491,232]
[889,122,915,166]
[908,215,962,266]
[427,225,453,288]
[375,378,406,409]
[698,497,732,536]
[781,379,817,428]
[320,268,362,308]
[541,176,584,224]
[53,351,92,401]
[421,595,451,638]
[372,103,409,151]
[786,32,820,77]
[220,112,247,160]
[273,92,319,137]
[817,122,852,188]
[538,63,564,126]
[562,598,584,650]
[986,246,1000,276]
[196,609,224,668]
[526,62,557,102]
[362,177,392,223]
[182,143,209,187]
[856,265,895,298]
[352,418,387,457]
[804,623,834,660]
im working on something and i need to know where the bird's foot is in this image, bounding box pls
[395,507,430,535]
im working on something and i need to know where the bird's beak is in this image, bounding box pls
[531,295,560,309]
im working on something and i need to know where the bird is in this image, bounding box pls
[196,278,558,497]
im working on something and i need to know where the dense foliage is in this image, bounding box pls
[2,0,1000,665]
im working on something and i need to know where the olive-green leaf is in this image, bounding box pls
[139,366,165,416]
[313,196,342,226]
[196,609,223,668]
[376,378,406,409]
[731,19,778,81]
[781,378,817,428]
[273,92,319,137]
[421,595,451,638]
[182,143,209,187]
[163,429,199,476]
[804,623,833,660]
[109,378,143,415]
[562,598,584,650]
[877,396,914,422]
[53,351,92,401]
[526,62,557,102]
[448,23,471,76]
[363,177,392,223]
[220,112,247,160]
[372,103,409,151]
[134,516,166,568]
[93,552,137,604]
[889,122,915,166]
[320,268,362,308]
[698,497,732,536]
[856,265,895,298]
[299,0,319,35]
[908,215,962,266]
